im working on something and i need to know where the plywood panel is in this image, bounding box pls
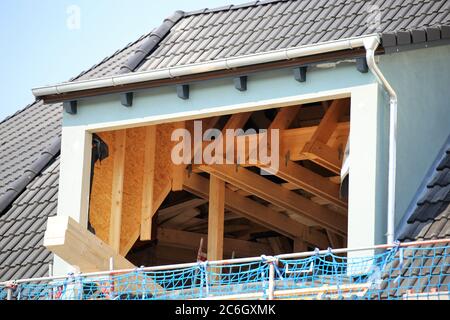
[90,123,178,253]
[89,131,114,243]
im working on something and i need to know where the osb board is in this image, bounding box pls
[89,123,177,252]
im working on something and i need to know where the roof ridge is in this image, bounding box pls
[183,0,290,16]
[0,136,61,215]
[119,10,185,73]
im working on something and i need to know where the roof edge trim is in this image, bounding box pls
[32,34,379,99]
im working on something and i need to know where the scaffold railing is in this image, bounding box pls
[1,239,449,300]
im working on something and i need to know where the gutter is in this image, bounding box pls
[32,34,377,98]
[363,36,398,244]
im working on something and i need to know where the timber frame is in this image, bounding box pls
[49,93,355,270]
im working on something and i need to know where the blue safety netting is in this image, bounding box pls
[1,243,449,300]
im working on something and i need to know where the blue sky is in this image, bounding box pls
[0,0,244,121]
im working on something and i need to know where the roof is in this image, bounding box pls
[138,0,450,72]
[398,146,450,242]
[374,143,450,298]
[1,0,450,282]
[32,0,450,102]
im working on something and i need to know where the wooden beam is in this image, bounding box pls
[199,164,347,235]
[158,228,273,257]
[183,172,329,247]
[45,216,135,272]
[44,216,164,294]
[190,122,350,172]
[109,129,126,252]
[302,99,348,173]
[187,116,221,164]
[269,105,301,130]
[161,207,201,228]
[263,160,347,210]
[207,176,225,261]
[157,198,207,223]
[326,230,344,249]
[140,125,157,240]
[294,238,309,252]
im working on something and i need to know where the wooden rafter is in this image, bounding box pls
[302,99,348,174]
[182,172,330,248]
[199,164,347,235]
[109,129,126,253]
[192,122,350,170]
[268,105,302,130]
[266,160,347,210]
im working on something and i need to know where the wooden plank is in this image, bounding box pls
[305,99,348,144]
[189,122,349,170]
[44,216,164,293]
[199,164,347,235]
[262,160,347,210]
[157,228,273,257]
[269,105,302,130]
[140,125,157,240]
[294,238,309,252]
[172,121,186,191]
[109,129,126,253]
[187,116,221,164]
[326,230,344,249]
[207,176,225,261]
[302,99,348,173]
[183,172,329,248]
[120,228,140,256]
[45,216,134,272]
[162,207,201,228]
[303,141,342,174]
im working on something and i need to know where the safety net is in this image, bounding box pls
[1,240,449,300]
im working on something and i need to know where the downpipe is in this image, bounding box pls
[364,36,398,244]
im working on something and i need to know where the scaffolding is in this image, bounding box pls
[1,239,449,300]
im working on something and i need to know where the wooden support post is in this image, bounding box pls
[207,176,225,261]
[109,129,126,253]
[172,121,186,191]
[140,126,157,240]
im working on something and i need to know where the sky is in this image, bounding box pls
[0,0,245,121]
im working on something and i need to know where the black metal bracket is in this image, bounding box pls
[356,57,369,73]
[177,84,189,100]
[234,76,247,91]
[63,101,77,115]
[120,92,133,107]
[293,66,307,82]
